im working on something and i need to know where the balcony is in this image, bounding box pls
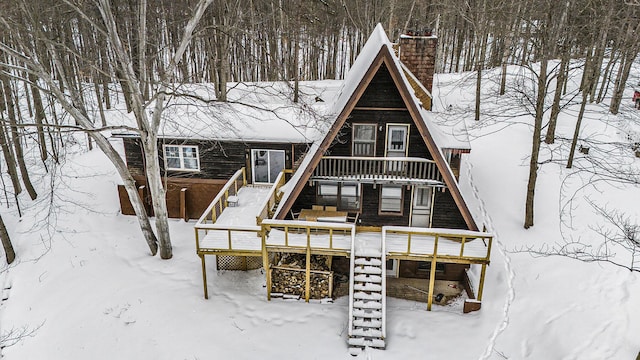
[312,156,443,185]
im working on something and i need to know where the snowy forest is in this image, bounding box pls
[0,0,638,260]
[1,0,640,358]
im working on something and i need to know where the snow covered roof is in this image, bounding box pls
[111,26,467,150]
[111,81,342,143]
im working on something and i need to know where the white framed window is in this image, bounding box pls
[316,182,361,211]
[164,145,200,171]
[379,185,403,214]
[352,123,377,156]
[251,149,285,184]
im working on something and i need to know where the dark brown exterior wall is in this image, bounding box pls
[123,137,309,181]
[398,36,437,94]
[431,189,468,229]
[398,260,469,281]
[119,137,309,219]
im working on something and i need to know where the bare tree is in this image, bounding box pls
[0,213,14,264]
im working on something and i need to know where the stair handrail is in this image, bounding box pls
[347,225,356,338]
[381,226,387,339]
[195,168,245,226]
[256,170,287,224]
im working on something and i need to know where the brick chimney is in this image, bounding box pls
[398,30,437,94]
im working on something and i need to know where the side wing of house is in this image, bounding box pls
[117,135,308,219]
[275,28,478,231]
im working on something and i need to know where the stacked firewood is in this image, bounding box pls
[271,254,332,299]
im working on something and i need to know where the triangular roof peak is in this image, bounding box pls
[275,25,478,231]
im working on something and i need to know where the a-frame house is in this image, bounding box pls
[192,24,493,354]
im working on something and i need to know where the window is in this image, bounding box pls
[380,185,403,213]
[414,187,432,208]
[387,126,408,152]
[317,182,360,211]
[317,183,338,205]
[164,145,200,171]
[352,124,376,156]
[339,183,360,210]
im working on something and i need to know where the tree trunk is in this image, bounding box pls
[567,88,589,168]
[545,51,570,144]
[475,33,487,121]
[0,72,37,200]
[0,213,15,264]
[141,131,172,259]
[28,72,48,162]
[524,59,548,229]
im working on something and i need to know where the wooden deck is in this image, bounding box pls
[194,167,494,303]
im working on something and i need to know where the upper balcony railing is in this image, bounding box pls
[312,156,443,183]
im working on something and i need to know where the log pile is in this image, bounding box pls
[271,254,332,299]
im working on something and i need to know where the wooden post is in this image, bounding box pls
[305,228,311,302]
[180,188,188,221]
[427,235,439,311]
[261,230,271,300]
[200,254,209,299]
[477,263,488,301]
[242,167,247,186]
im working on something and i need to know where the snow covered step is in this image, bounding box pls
[355,248,382,258]
[353,300,382,310]
[354,258,382,266]
[353,283,382,292]
[354,274,382,283]
[348,337,385,348]
[354,266,382,275]
[348,347,362,356]
[354,291,382,300]
[353,309,383,319]
[352,328,383,338]
[353,318,382,328]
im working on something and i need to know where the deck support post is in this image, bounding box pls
[200,254,209,299]
[427,235,439,311]
[261,230,271,300]
[180,188,188,221]
[305,228,311,302]
[477,263,487,301]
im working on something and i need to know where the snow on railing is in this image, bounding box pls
[380,224,387,339]
[382,226,493,262]
[314,156,442,182]
[256,170,287,224]
[261,219,354,251]
[195,167,246,226]
[347,225,356,338]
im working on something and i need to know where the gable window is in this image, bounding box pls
[317,182,361,211]
[352,124,377,156]
[164,145,200,171]
[379,185,403,214]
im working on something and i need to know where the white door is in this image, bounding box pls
[385,124,408,172]
[411,186,432,227]
[252,149,285,184]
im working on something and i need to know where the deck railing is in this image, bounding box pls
[195,167,246,226]
[256,170,287,224]
[313,156,442,182]
[382,226,493,262]
[261,219,355,253]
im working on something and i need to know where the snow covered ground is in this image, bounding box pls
[2,65,640,359]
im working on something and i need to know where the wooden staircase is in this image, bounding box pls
[348,239,386,355]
